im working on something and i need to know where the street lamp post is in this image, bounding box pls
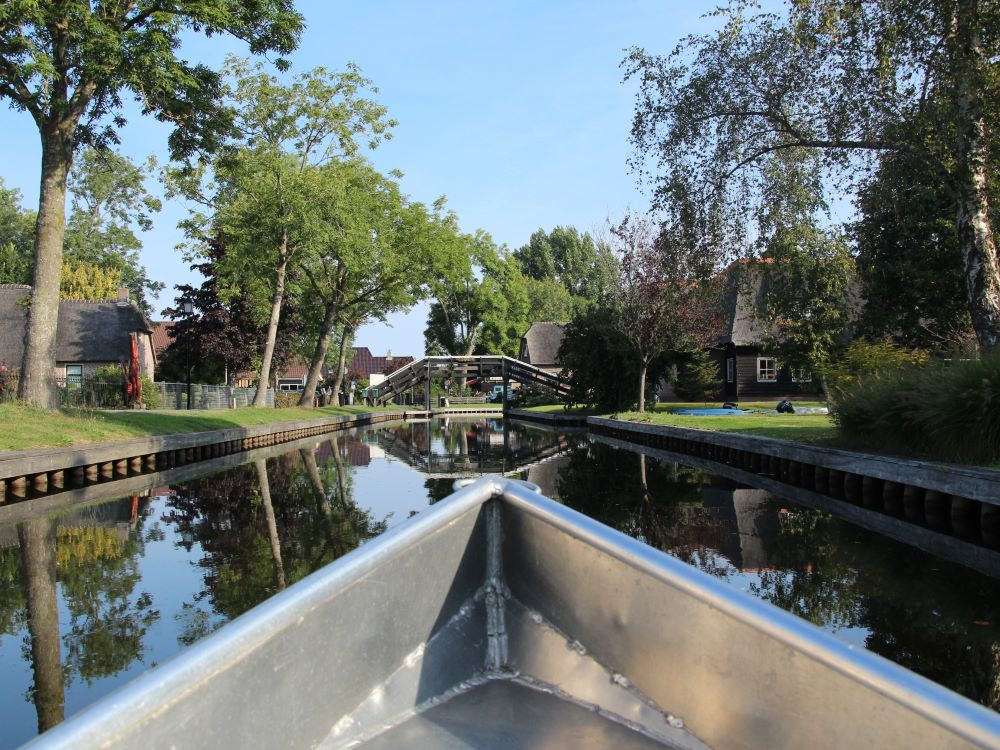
[182,301,194,410]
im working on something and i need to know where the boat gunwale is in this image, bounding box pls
[500,480,1000,748]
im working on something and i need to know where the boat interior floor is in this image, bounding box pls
[355,678,679,749]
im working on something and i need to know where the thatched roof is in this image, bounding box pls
[0,285,154,367]
[519,322,566,367]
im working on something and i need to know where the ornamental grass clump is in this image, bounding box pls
[832,354,1000,464]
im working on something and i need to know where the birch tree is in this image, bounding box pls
[625,0,1000,352]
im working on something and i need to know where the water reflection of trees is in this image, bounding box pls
[555,442,704,550]
[750,508,1000,709]
[166,438,388,645]
[0,499,157,735]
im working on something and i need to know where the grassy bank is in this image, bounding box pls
[0,403,402,452]
[525,401,835,443]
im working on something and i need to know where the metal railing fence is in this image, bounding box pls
[0,374,273,410]
[154,382,274,410]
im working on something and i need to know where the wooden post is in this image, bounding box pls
[425,359,431,412]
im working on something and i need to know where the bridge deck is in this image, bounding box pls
[375,355,570,405]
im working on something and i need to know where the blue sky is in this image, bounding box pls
[0,1,719,357]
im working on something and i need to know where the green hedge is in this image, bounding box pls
[832,354,1000,464]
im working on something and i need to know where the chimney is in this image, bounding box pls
[116,287,129,305]
[386,350,393,363]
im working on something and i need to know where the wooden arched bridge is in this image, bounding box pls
[373,355,571,408]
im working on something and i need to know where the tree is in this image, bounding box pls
[513,226,616,310]
[424,241,533,358]
[558,304,673,412]
[749,151,859,389]
[854,148,975,350]
[170,58,395,406]
[295,161,435,407]
[605,213,724,412]
[62,148,163,314]
[674,347,720,402]
[0,1,303,407]
[0,178,36,285]
[625,0,1000,353]
[159,240,301,385]
[60,259,122,301]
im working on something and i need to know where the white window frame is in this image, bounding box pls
[65,364,83,387]
[278,379,303,392]
[756,357,777,383]
[791,367,812,383]
[726,358,735,383]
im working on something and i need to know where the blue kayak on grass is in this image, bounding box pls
[674,408,751,415]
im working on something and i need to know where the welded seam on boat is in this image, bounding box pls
[498,481,1000,748]
[483,499,509,671]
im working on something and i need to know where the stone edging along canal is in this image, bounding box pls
[0,409,429,502]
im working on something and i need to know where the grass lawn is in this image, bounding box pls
[0,403,407,453]
[525,400,835,442]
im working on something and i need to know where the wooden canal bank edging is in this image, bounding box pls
[0,409,427,503]
[587,416,1000,550]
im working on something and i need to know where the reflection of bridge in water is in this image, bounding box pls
[371,418,585,478]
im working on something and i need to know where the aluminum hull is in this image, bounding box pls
[24,477,1000,749]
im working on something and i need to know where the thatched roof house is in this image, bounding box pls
[518,322,566,373]
[0,284,156,381]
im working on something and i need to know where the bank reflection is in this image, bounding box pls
[166,439,388,644]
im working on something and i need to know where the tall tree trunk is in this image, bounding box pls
[953,0,1000,353]
[463,325,480,356]
[18,131,74,408]
[329,433,349,507]
[254,459,286,590]
[637,357,648,412]
[330,325,354,405]
[19,517,64,733]
[253,244,289,407]
[298,301,338,407]
[300,446,330,517]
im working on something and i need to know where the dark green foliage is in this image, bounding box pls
[674,348,721,401]
[832,355,1000,464]
[855,149,974,350]
[557,305,671,412]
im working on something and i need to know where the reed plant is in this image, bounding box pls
[832,354,1000,464]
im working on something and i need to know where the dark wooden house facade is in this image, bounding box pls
[712,266,822,401]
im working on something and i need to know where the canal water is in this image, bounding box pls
[2,416,1000,746]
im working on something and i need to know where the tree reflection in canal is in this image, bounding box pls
[167,439,388,645]
[0,497,157,737]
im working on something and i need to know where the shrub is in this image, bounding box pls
[832,354,1000,464]
[275,391,300,408]
[0,365,17,403]
[141,375,160,410]
[822,340,927,398]
[674,348,721,401]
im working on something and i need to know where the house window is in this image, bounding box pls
[278,379,303,392]
[65,364,83,387]
[726,358,735,383]
[757,357,777,383]
[791,367,812,383]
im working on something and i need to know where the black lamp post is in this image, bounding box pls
[183,301,194,409]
